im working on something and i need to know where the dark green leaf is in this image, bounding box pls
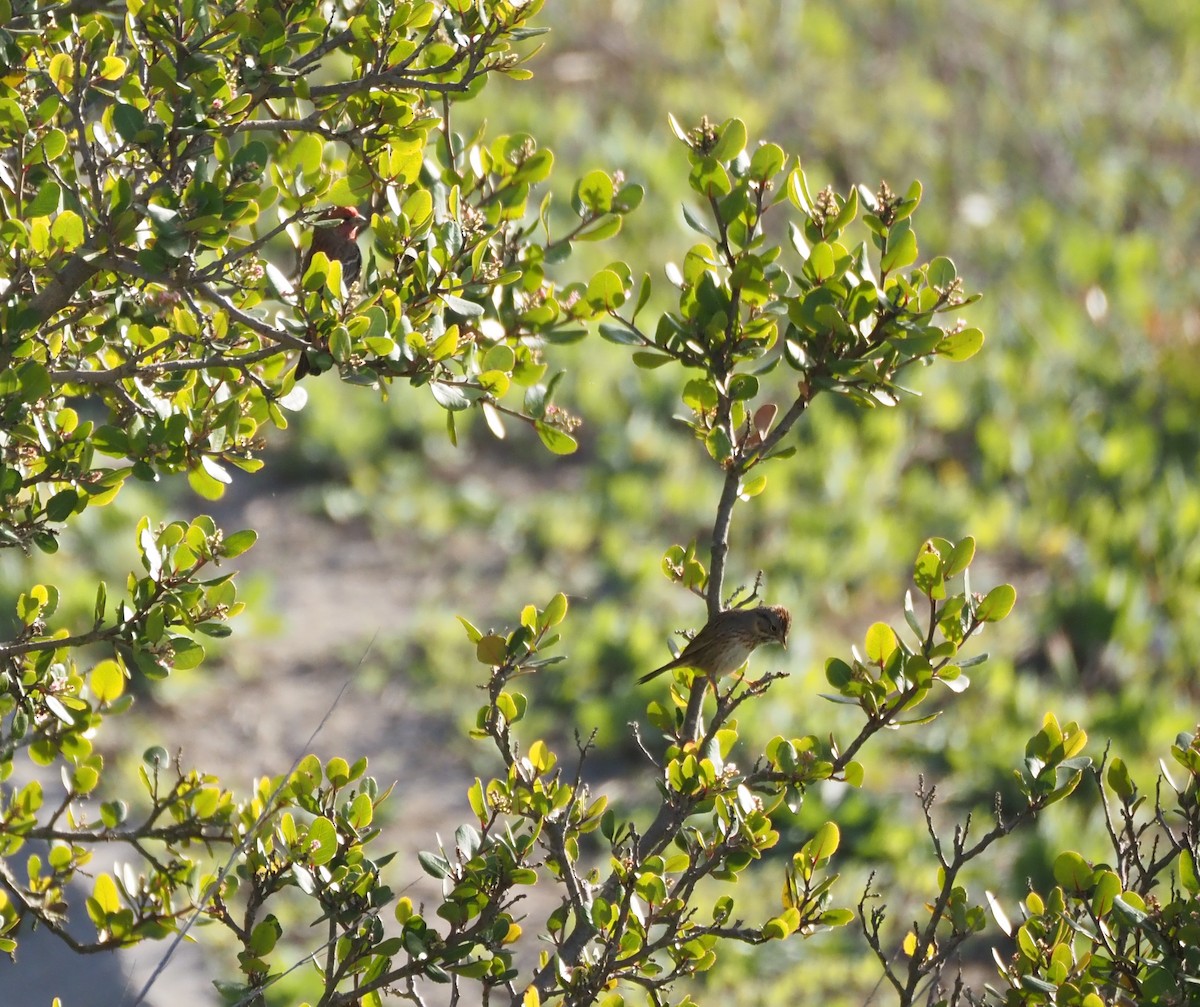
[25,180,61,218]
[45,489,79,522]
[598,322,641,345]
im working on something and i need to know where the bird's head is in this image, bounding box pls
[314,206,365,238]
[754,605,791,648]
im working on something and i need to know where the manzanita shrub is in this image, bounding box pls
[2,0,1194,1004]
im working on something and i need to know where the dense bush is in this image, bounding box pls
[2,2,1197,1006]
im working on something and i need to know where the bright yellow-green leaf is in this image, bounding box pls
[804,821,840,863]
[98,56,126,80]
[864,622,897,663]
[91,873,120,915]
[48,53,73,90]
[542,592,568,627]
[90,659,125,703]
[73,765,99,793]
[51,210,84,250]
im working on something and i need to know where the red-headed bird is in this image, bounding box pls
[296,207,365,378]
[302,206,364,285]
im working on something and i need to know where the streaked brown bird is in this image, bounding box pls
[638,604,791,684]
[302,206,364,286]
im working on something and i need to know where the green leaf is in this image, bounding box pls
[25,180,61,218]
[803,821,840,862]
[482,344,516,372]
[221,529,257,559]
[711,117,747,161]
[439,292,481,318]
[112,102,147,142]
[1179,848,1199,895]
[348,792,373,829]
[17,361,51,403]
[307,816,338,866]
[535,422,577,455]
[728,373,759,400]
[457,616,483,643]
[633,272,653,317]
[688,157,732,197]
[896,179,923,218]
[418,850,450,879]
[576,214,622,241]
[820,908,855,927]
[51,210,84,249]
[248,917,282,956]
[937,327,985,361]
[1105,757,1134,800]
[787,166,814,214]
[188,466,226,501]
[171,638,205,670]
[476,635,507,665]
[667,111,691,144]
[762,916,792,940]
[598,322,641,345]
[682,378,718,412]
[740,474,767,498]
[430,382,472,410]
[90,659,125,704]
[1052,851,1093,891]
[807,241,835,281]
[201,455,231,486]
[976,584,1016,622]
[542,592,568,628]
[864,622,896,663]
[0,91,30,134]
[681,202,716,239]
[748,142,786,181]
[824,657,853,689]
[913,545,945,599]
[944,536,976,577]
[90,873,121,917]
[44,694,75,725]
[880,226,918,272]
[45,488,79,522]
[575,169,614,214]
[705,426,733,463]
[903,590,924,639]
[92,426,129,456]
[586,269,626,310]
[927,256,957,287]
[72,765,99,793]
